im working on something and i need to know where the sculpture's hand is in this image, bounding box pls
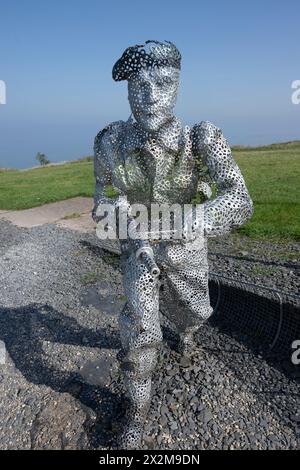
[94,195,130,235]
[92,193,119,226]
[92,203,109,223]
[182,207,197,242]
[182,204,205,243]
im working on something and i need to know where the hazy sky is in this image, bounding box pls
[0,0,299,168]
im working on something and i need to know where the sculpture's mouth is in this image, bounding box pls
[144,109,164,117]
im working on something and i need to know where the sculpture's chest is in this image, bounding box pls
[111,128,202,204]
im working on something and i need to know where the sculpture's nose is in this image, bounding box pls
[144,83,158,105]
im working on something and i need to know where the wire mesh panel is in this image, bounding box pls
[209,271,300,355]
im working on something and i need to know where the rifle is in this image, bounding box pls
[126,214,160,278]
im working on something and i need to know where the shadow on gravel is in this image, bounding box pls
[79,241,121,270]
[207,314,300,382]
[0,303,125,448]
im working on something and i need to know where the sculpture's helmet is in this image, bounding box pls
[112,40,181,81]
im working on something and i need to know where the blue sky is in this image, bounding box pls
[0,0,299,168]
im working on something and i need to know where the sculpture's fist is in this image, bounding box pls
[92,204,104,223]
[182,205,205,243]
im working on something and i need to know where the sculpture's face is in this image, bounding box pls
[128,66,180,133]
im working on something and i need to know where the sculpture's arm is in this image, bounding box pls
[93,125,159,276]
[192,121,254,238]
[93,125,119,222]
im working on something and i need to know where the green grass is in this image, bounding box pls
[0,141,299,241]
[232,143,300,241]
[0,162,94,210]
[80,271,98,285]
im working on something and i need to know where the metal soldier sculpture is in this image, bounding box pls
[93,40,253,449]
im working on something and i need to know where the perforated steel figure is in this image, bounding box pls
[93,40,253,449]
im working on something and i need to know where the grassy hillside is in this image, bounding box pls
[0,161,94,210]
[0,142,299,240]
[232,140,300,152]
[233,144,300,240]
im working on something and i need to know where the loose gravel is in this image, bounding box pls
[208,235,300,295]
[0,220,299,450]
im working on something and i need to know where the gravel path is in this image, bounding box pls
[208,235,300,295]
[0,220,299,450]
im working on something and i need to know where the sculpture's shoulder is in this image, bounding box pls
[94,120,127,156]
[191,120,225,154]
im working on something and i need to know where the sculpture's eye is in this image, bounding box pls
[155,78,172,87]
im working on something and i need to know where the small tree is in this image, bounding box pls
[36,152,50,166]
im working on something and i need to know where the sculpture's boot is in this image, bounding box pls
[116,343,159,449]
[117,375,152,450]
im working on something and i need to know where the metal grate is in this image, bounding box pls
[208,271,300,355]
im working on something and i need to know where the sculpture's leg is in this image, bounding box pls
[174,264,213,357]
[159,242,213,358]
[117,251,162,449]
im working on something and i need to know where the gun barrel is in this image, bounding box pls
[140,251,160,278]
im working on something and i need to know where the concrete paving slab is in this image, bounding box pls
[0,197,93,229]
[57,211,96,233]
